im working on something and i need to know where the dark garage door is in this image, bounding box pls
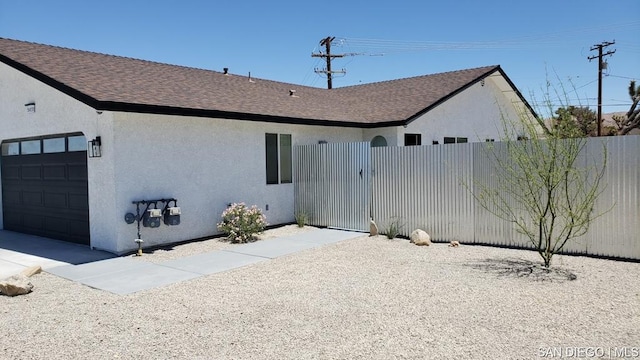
[1,134,90,245]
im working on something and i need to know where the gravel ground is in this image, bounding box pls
[1,227,639,360]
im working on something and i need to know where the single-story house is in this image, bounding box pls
[0,37,535,254]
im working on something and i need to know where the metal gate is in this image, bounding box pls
[293,142,371,231]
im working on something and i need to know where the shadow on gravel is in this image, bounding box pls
[467,258,578,282]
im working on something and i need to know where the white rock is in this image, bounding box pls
[410,229,431,246]
[370,219,379,236]
[0,274,34,296]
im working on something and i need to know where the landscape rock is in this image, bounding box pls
[449,241,460,247]
[20,265,42,277]
[370,219,379,236]
[410,229,431,246]
[0,274,34,296]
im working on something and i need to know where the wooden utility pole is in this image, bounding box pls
[312,36,346,89]
[588,41,615,136]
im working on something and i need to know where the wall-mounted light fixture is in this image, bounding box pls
[88,136,102,157]
[25,102,36,113]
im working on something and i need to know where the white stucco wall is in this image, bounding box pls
[0,62,117,249]
[403,76,522,144]
[361,75,527,147]
[109,113,362,253]
[0,60,365,254]
[1,59,529,254]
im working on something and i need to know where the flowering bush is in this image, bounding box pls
[217,203,267,243]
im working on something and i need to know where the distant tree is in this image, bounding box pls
[552,107,583,138]
[552,106,596,137]
[612,80,640,135]
[572,106,597,136]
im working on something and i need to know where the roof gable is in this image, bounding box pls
[0,38,529,127]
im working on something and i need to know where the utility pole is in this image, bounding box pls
[588,40,615,136]
[311,36,348,89]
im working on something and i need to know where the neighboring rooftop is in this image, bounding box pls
[0,37,522,127]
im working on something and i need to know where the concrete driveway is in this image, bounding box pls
[0,230,115,279]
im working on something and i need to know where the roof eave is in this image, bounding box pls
[402,65,502,125]
[0,53,101,109]
[98,101,404,128]
[495,66,539,119]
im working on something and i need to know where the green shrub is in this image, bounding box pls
[383,217,404,239]
[294,211,308,228]
[217,203,267,243]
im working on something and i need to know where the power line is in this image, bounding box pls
[574,79,599,90]
[333,22,639,55]
[608,74,638,80]
[301,57,323,87]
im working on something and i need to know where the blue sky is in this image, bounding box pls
[1,0,638,115]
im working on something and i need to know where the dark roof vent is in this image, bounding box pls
[223,67,229,75]
[289,89,298,97]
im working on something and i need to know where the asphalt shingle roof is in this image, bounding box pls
[0,37,505,127]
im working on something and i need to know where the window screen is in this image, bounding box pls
[280,134,292,183]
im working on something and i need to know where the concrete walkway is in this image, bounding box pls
[1,229,363,295]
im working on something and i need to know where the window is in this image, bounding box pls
[485,139,495,142]
[21,140,41,154]
[2,134,87,156]
[280,134,292,183]
[68,135,87,152]
[1,142,19,156]
[43,138,65,153]
[444,137,468,144]
[266,133,292,184]
[404,133,422,146]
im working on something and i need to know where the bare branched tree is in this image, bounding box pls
[473,89,608,268]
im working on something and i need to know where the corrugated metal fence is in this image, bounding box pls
[293,142,371,232]
[371,143,476,243]
[293,136,640,260]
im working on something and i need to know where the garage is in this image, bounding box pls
[1,134,90,245]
